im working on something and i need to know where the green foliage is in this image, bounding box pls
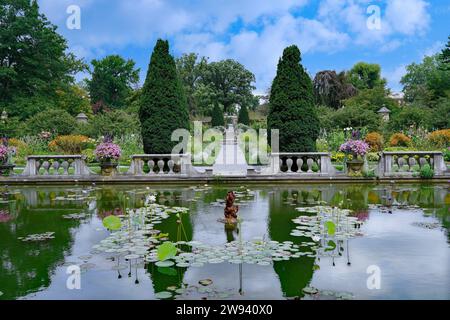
[175,53,208,116]
[348,62,386,90]
[344,86,398,114]
[0,0,85,120]
[268,45,319,152]
[157,242,177,261]
[324,221,336,236]
[102,215,122,231]
[313,70,357,109]
[23,109,76,136]
[389,105,431,131]
[87,55,140,110]
[330,104,381,132]
[211,102,225,127]
[0,117,21,137]
[54,85,91,116]
[430,98,450,129]
[139,39,189,154]
[238,104,250,125]
[200,59,257,114]
[443,148,450,161]
[401,54,450,106]
[76,110,140,138]
[419,164,434,179]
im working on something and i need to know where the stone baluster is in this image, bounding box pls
[42,161,50,175]
[157,159,165,174]
[306,158,314,173]
[147,160,155,175]
[286,157,293,173]
[52,161,60,175]
[408,157,416,172]
[167,159,174,174]
[61,160,70,175]
[297,158,303,173]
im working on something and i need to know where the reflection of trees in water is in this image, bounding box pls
[0,190,82,300]
[146,206,193,295]
[268,190,314,298]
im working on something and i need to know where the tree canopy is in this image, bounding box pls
[348,62,386,90]
[139,39,189,154]
[268,45,319,152]
[0,0,84,119]
[87,55,140,111]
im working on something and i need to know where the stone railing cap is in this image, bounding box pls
[271,152,330,156]
[26,155,84,159]
[382,151,442,155]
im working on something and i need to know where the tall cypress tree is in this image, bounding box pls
[211,102,225,127]
[139,39,189,154]
[267,45,319,152]
[238,104,250,125]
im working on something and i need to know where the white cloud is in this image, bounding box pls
[385,0,430,36]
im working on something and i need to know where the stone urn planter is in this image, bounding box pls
[346,159,364,176]
[99,160,118,177]
[0,163,15,176]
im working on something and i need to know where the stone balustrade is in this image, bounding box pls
[127,154,192,176]
[377,151,447,176]
[22,155,92,176]
[267,153,336,176]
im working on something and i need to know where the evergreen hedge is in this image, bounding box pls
[139,39,189,154]
[267,45,319,152]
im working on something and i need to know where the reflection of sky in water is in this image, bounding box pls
[183,191,284,300]
[2,184,447,300]
[310,209,450,300]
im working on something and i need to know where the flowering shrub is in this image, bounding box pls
[389,133,411,147]
[364,132,383,152]
[427,129,450,149]
[0,145,8,162]
[94,142,121,162]
[48,135,94,154]
[339,140,369,157]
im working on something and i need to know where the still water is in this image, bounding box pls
[0,183,448,300]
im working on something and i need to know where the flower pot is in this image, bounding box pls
[99,161,118,177]
[0,163,15,176]
[346,159,364,176]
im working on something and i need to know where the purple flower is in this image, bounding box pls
[339,140,369,156]
[0,145,8,161]
[94,142,121,161]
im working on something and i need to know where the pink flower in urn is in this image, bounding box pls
[94,142,122,162]
[339,140,369,157]
[0,145,8,162]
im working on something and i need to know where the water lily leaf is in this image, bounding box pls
[155,260,175,267]
[324,221,336,236]
[325,240,336,252]
[155,291,172,299]
[102,216,122,231]
[199,279,213,286]
[157,242,177,261]
[157,266,177,276]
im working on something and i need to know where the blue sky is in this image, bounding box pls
[38,0,449,93]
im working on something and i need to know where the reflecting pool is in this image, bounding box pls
[0,183,448,300]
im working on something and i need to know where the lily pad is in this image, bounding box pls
[157,242,177,261]
[155,260,175,267]
[199,279,213,286]
[102,216,122,231]
[155,291,172,299]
